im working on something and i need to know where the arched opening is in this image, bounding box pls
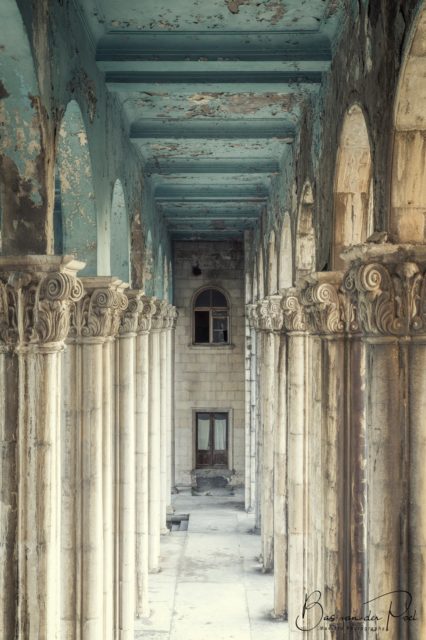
[333,104,373,269]
[295,182,316,282]
[252,256,258,302]
[257,246,265,299]
[391,4,426,243]
[56,100,98,275]
[0,0,50,254]
[155,245,164,299]
[163,254,171,301]
[110,179,130,283]
[143,230,154,296]
[278,213,293,289]
[267,229,278,294]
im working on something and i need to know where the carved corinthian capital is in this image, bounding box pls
[300,275,348,335]
[344,260,425,337]
[138,296,157,334]
[259,295,284,332]
[151,299,169,332]
[69,277,128,339]
[0,257,84,347]
[246,303,260,331]
[120,290,143,335]
[281,289,307,332]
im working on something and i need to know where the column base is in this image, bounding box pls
[270,610,288,621]
[160,526,170,535]
[148,567,161,575]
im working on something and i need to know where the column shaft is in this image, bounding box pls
[18,345,63,639]
[0,348,18,638]
[81,339,104,640]
[160,327,168,532]
[117,324,137,639]
[103,338,115,640]
[135,330,150,617]
[261,330,275,571]
[273,333,287,618]
[149,329,161,572]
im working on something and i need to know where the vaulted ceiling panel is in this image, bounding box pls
[78,0,343,239]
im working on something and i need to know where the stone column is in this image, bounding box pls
[148,300,166,573]
[117,290,141,640]
[0,256,84,640]
[273,317,287,619]
[135,296,156,618]
[246,305,258,515]
[281,291,308,637]
[170,309,178,495]
[343,248,426,639]
[159,302,169,534]
[257,303,274,571]
[63,277,124,640]
[166,306,178,510]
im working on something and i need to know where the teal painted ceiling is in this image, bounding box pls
[78,0,344,240]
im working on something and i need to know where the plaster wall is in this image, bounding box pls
[173,241,246,488]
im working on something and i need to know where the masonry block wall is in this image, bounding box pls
[173,241,246,488]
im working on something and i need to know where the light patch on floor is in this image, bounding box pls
[135,492,289,640]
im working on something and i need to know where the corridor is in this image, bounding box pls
[135,493,288,640]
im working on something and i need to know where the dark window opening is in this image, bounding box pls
[193,288,229,345]
[196,412,228,468]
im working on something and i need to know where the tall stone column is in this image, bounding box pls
[62,277,125,640]
[135,296,156,618]
[246,306,258,515]
[166,306,178,511]
[159,303,169,534]
[343,247,426,639]
[117,290,141,640]
[169,307,178,497]
[281,291,308,637]
[148,300,166,572]
[301,275,349,633]
[273,320,287,619]
[257,296,283,573]
[0,256,84,640]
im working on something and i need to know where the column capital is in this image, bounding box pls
[342,242,426,337]
[137,295,157,334]
[69,276,128,340]
[281,288,307,333]
[120,289,143,336]
[258,295,284,333]
[0,255,84,347]
[299,272,356,335]
[151,299,169,332]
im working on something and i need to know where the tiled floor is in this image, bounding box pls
[135,491,289,640]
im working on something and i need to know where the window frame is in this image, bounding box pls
[192,286,231,346]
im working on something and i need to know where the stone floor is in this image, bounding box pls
[135,490,289,640]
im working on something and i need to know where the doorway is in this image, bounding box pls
[195,412,228,468]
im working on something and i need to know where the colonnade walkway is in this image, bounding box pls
[135,492,289,640]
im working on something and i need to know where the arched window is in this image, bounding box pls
[193,288,229,345]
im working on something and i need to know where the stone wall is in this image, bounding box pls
[173,241,246,488]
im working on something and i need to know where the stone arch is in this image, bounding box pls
[295,181,316,282]
[0,0,51,254]
[110,179,130,283]
[56,100,97,275]
[267,229,278,294]
[155,245,164,299]
[278,212,293,289]
[333,104,373,269]
[143,229,154,296]
[163,253,169,301]
[391,3,426,242]
[257,244,265,299]
[252,255,258,302]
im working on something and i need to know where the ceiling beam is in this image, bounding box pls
[145,158,280,174]
[97,31,332,61]
[106,69,323,85]
[131,119,295,140]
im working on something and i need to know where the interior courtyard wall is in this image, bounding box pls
[173,241,246,488]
